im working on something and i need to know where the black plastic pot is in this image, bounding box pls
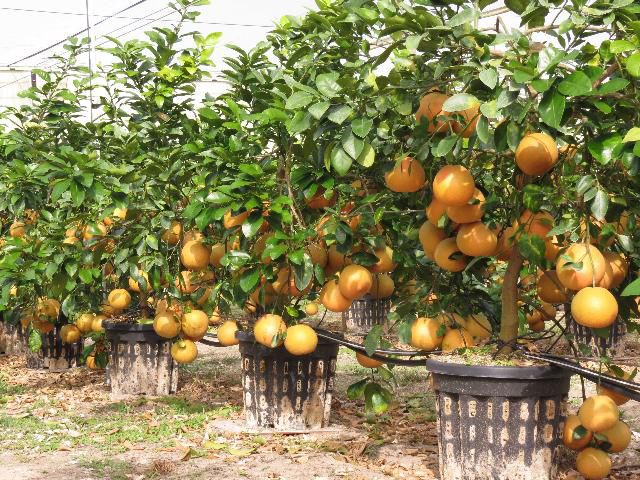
[341,295,391,334]
[104,321,177,398]
[426,359,572,480]
[25,323,83,371]
[0,319,27,355]
[237,330,339,430]
[567,315,626,355]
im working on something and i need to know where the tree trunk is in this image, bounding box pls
[498,247,523,354]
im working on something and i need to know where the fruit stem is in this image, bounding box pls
[498,246,523,355]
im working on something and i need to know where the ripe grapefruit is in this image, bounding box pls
[556,243,606,290]
[181,310,209,338]
[419,221,446,259]
[171,340,198,364]
[356,351,383,368]
[384,156,426,193]
[456,222,497,257]
[180,240,211,271]
[578,395,620,432]
[441,329,474,351]
[319,279,352,312]
[575,448,611,480]
[153,312,180,339]
[217,320,239,346]
[562,414,593,450]
[432,165,475,207]
[410,317,444,351]
[571,287,618,329]
[446,188,485,224]
[369,274,395,299]
[108,289,131,310]
[515,132,558,176]
[284,324,318,356]
[254,314,286,347]
[433,238,468,272]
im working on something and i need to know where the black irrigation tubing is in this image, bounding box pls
[521,350,640,402]
[202,331,640,397]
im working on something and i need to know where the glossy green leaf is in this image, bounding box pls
[443,93,479,112]
[351,117,373,138]
[328,105,353,124]
[539,90,565,129]
[627,53,640,77]
[479,69,498,89]
[342,129,365,159]
[316,72,342,98]
[591,190,609,221]
[239,268,261,293]
[623,128,640,143]
[347,379,368,400]
[355,143,375,167]
[330,146,353,175]
[308,101,330,120]
[285,91,315,109]
[557,71,592,96]
[433,136,458,157]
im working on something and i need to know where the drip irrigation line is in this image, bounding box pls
[203,330,640,398]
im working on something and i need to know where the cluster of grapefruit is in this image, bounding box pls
[408,312,492,353]
[563,394,632,479]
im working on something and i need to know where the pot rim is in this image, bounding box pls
[426,358,571,380]
[103,320,154,332]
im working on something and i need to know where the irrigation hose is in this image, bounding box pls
[202,331,640,398]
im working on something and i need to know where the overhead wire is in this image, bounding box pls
[0,6,272,28]
[4,0,150,67]
[0,5,173,91]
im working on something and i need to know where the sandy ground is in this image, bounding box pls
[0,338,638,480]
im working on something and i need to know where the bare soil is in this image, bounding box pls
[0,338,638,480]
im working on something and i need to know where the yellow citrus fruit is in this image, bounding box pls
[578,395,620,433]
[217,320,239,346]
[415,91,452,133]
[319,280,352,313]
[304,302,319,315]
[571,287,618,329]
[419,221,446,259]
[575,448,611,480]
[537,271,569,304]
[465,313,492,340]
[338,264,373,300]
[515,132,558,176]
[171,340,198,364]
[384,156,426,193]
[108,289,131,310]
[456,222,497,257]
[161,220,182,245]
[432,165,475,207]
[181,310,209,339]
[254,314,286,348]
[600,420,631,453]
[446,188,485,224]
[180,240,211,271]
[370,245,396,273]
[562,414,593,450]
[597,370,633,406]
[153,312,181,339]
[410,317,444,351]
[60,324,81,343]
[284,324,318,356]
[92,314,107,332]
[369,274,395,299]
[434,238,468,272]
[76,313,95,334]
[356,351,383,368]
[426,198,447,226]
[441,329,475,352]
[556,243,606,291]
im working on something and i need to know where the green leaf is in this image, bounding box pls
[241,211,264,238]
[443,93,479,112]
[539,90,565,129]
[476,116,490,143]
[576,175,595,195]
[537,46,565,73]
[364,382,391,414]
[627,53,640,77]
[364,325,383,356]
[330,146,353,176]
[588,135,623,165]
[239,268,261,293]
[479,100,497,119]
[517,233,546,265]
[285,91,315,110]
[355,143,375,167]
[597,78,629,94]
[154,95,165,108]
[29,329,42,353]
[51,179,71,202]
[328,105,353,124]
[308,101,330,120]
[623,128,640,143]
[316,72,342,98]
[146,234,158,251]
[287,111,311,133]
[479,69,498,89]
[79,268,93,284]
[448,8,477,27]
[293,253,314,292]
[505,0,528,14]
[342,129,365,159]
[557,71,592,96]
[351,118,373,138]
[591,190,609,222]
[621,277,640,296]
[433,136,458,157]
[347,379,368,400]
[573,425,589,441]
[609,40,636,53]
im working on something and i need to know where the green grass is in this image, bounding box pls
[0,375,25,403]
[0,395,240,454]
[77,458,133,480]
